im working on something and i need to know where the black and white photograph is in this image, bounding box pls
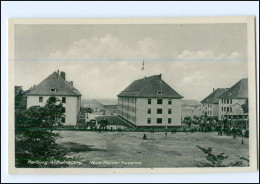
[8,17,257,173]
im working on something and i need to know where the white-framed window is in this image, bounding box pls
[168,109,172,114]
[50,88,57,92]
[157,91,163,95]
[168,99,172,105]
[39,96,43,103]
[62,97,66,103]
[168,118,171,124]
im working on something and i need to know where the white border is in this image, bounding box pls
[2,1,259,183]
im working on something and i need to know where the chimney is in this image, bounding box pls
[159,74,162,79]
[213,88,215,92]
[60,71,65,80]
[70,81,73,86]
[57,70,59,75]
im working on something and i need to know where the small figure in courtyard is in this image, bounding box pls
[143,134,147,140]
[165,132,167,137]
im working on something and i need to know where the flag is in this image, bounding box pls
[142,60,144,71]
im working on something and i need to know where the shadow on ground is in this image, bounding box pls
[60,142,106,153]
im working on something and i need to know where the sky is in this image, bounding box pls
[14,24,248,100]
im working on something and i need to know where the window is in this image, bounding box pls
[147,118,151,124]
[208,104,209,108]
[222,107,223,111]
[227,99,229,104]
[168,118,171,124]
[157,109,163,114]
[227,107,229,112]
[157,99,163,104]
[168,109,172,114]
[39,96,43,102]
[230,107,232,112]
[224,107,226,111]
[62,97,66,103]
[61,117,65,123]
[50,88,56,92]
[148,99,151,104]
[230,99,232,104]
[157,91,163,95]
[222,99,224,103]
[168,99,172,105]
[157,118,162,124]
[62,107,66,113]
[147,108,151,114]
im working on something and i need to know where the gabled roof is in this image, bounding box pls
[117,74,183,98]
[27,71,81,96]
[218,78,248,99]
[201,88,228,104]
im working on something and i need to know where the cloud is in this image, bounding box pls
[49,34,159,60]
[15,60,248,100]
[176,50,242,60]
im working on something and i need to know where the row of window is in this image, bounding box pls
[221,106,233,112]
[203,110,212,115]
[147,118,172,124]
[39,96,66,103]
[203,104,212,108]
[148,99,172,105]
[119,110,137,122]
[118,97,135,103]
[147,108,172,114]
[221,99,232,104]
[120,104,136,113]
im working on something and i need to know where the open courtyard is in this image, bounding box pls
[56,131,249,168]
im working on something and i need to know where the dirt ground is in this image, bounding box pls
[56,131,249,168]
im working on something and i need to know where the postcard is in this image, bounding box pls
[8,17,257,174]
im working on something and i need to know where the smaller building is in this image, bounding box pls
[218,78,248,120]
[102,104,118,115]
[26,71,82,126]
[201,88,228,117]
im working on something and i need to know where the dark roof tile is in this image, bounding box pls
[218,78,248,99]
[201,88,228,104]
[117,75,183,98]
[27,71,81,96]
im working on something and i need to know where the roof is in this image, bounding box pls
[27,71,81,96]
[103,105,118,109]
[218,78,248,99]
[117,74,183,98]
[201,88,228,104]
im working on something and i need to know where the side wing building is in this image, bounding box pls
[200,88,228,117]
[218,78,248,119]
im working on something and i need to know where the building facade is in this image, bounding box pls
[201,88,228,117]
[117,74,183,127]
[26,71,81,126]
[218,78,248,120]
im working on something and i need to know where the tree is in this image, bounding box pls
[196,145,248,167]
[15,96,67,168]
[241,99,249,114]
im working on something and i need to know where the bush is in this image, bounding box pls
[196,145,249,167]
